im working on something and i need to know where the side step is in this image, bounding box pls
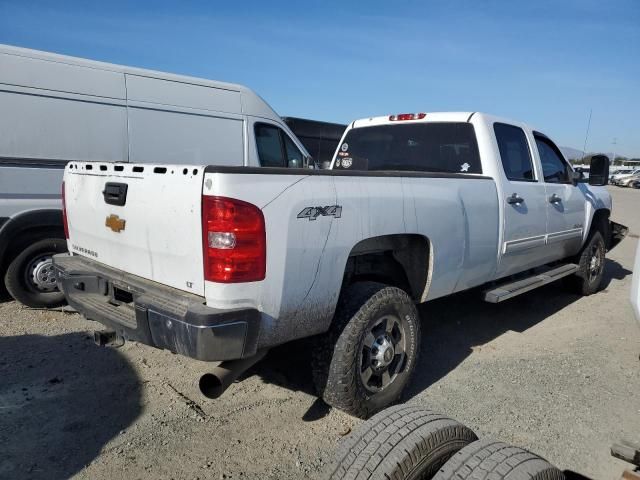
[483,263,578,303]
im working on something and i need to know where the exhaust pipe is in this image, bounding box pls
[198,350,268,399]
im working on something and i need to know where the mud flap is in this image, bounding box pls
[609,221,628,251]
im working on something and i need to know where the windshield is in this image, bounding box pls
[333,122,482,174]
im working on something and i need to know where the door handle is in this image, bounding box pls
[548,194,562,204]
[103,182,128,206]
[506,193,524,205]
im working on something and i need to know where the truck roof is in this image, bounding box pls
[0,43,279,120]
[350,112,533,131]
[351,112,474,128]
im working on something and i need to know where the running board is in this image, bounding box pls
[483,263,579,303]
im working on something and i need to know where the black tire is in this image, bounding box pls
[4,238,67,308]
[434,438,564,480]
[564,231,606,296]
[0,273,10,301]
[328,404,478,480]
[312,281,421,418]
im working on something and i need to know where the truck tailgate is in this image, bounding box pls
[64,162,206,296]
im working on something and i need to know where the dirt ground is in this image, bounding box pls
[1,186,638,480]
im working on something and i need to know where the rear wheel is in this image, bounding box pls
[564,231,606,296]
[4,238,67,308]
[311,281,421,418]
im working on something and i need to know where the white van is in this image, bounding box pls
[0,44,312,307]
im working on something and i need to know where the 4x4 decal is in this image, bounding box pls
[297,205,342,221]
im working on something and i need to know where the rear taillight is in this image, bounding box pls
[61,181,69,239]
[389,113,426,121]
[202,196,266,283]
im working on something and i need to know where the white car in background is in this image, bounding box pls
[611,169,640,185]
[609,168,631,181]
[617,173,640,187]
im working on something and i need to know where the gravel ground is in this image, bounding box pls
[1,186,638,480]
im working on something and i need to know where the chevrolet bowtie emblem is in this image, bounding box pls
[105,214,126,233]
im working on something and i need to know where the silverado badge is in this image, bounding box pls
[105,214,126,233]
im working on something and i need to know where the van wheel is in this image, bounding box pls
[564,231,606,296]
[329,404,477,480]
[4,238,67,308]
[311,282,420,419]
[433,439,564,480]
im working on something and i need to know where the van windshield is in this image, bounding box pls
[333,122,482,174]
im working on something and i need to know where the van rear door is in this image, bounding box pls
[64,162,206,296]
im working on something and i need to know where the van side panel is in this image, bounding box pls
[125,75,241,113]
[0,51,125,98]
[0,89,128,162]
[128,108,244,166]
[0,166,62,218]
[125,75,245,166]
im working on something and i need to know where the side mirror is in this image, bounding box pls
[588,155,610,186]
[570,168,586,186]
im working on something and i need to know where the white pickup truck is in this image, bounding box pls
[54,112,626,418]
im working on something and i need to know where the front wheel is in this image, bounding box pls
[311,282,421,418]
[4,238,67,308]
[564,230,606,296]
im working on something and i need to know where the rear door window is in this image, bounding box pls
[334,122,481,174]
[494,123,535,181]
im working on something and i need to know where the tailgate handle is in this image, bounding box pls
[103,182,128,206]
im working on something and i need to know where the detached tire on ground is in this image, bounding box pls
[312,281,421,419]
[4,238,67,308]
[434,438,564,480]
[564,230,606,296]
[328,404,478,480]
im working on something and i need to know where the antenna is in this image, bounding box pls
[581,108,592,162]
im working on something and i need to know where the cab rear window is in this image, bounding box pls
[334,122,481,174]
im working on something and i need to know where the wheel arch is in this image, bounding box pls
[0,209,65,274]
[586,208,612,248]
[341,234,431,301]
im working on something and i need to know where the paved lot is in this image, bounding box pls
[1,186,638,480]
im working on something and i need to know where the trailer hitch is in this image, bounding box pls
[94,330,125,348]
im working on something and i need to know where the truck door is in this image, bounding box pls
[494,122,550,277]
[534,132,585,260]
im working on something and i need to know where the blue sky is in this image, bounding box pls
[1,0,638,157]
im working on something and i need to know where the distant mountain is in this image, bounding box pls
[560,146,585,161]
